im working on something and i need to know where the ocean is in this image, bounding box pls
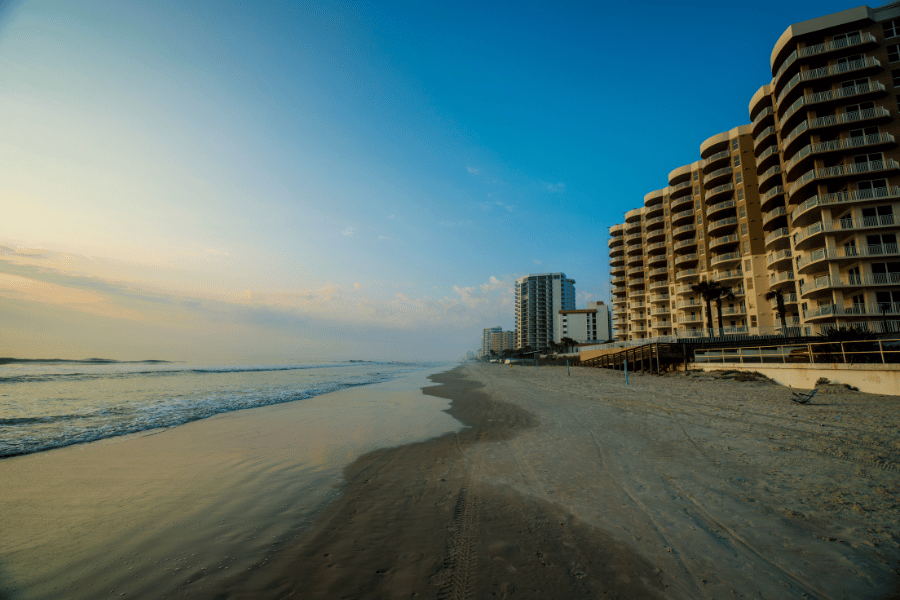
[0,359,430,458]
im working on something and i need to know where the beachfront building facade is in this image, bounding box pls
[490,330,517,353]
[611,127,775,341]
[611,3,900,340]
[515,273,576,350]
[481,326,502,356]
[556,301,612,344]
[748,3,900,333]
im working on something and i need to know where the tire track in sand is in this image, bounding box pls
[437,429,487,600]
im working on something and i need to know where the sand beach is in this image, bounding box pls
[2,362,900,599]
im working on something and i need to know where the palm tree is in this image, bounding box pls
[690,279,732,337]
[560,336,577,353]
[714,288,737,336]
[765,289,788,335]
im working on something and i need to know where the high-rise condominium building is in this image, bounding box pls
[481,326,502,356]
[490,330,517,353]
[556,301,612,344]
[611,3,900,340]
[515,273,576,349]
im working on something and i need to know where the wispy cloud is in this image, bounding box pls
[467,166,479,175]
[533,259,542,265]
[342,226,355,237]
[546,182,566,192]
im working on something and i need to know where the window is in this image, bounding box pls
[744,259,751,270]
[849,126,879,139]
[855,151,883,164]
[845,239,858,256]
[841,77,868,89]
[694,186,699,196]
[862,205,895,225]
[739,206,747,218]
[851,293,865,307]
[838,53,864,65]
[738,189,744,200]
[894,71,900,88]
[735,171,742,184]
[876,290,900,308]
[693,171,699,180]
[743,241,750,253]
[868,233,897,248]
[858,178,888,193]
[847,266,861,285]
[886,20,900,39]
[695,201,700,211]
[731,138,739,150]
[890,45,900,62]
[750,315,757,327]
[734,154,740,166]
[871,262,900,284]
[845,101,876,114]
[741,223,748,235]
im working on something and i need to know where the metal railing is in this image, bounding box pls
[804,302,900,319]
[778,82,886,131]
[798,243,900,270]
[785,132,894,174]
[793,186,900,222]
[776,56,881,107]
[773,33,876,88]
[800,272,900,294]
[695,336,900,365]
[783,107,891,151]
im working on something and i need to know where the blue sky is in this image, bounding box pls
[0,0,859,361]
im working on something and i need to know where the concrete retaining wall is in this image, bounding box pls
[693,362,900,395]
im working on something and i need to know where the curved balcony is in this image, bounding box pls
[762,205,787,228]
[760,185,785,212]
[784,132,896,178]
[670,192,693,212]
[611,275,626,286]
[608,235,625,249]
[797,243,900,274]
[627,277,646,288]
[755,144,780,172]
[803,302,900,321]
[707,216,739,235]
[767,248,793,268]
[751,106,774,135]
[717,268,744,282]
[675,284,695,294]
[758,165,782,190]
[677,299,703,309]
[646,241,667,253]
[770,293,798,307]
[788,159,900,198]
[772,33,877,93]
[629,288,646,298]
[794,214,898,250]
[775,56,882,115]
[778,81,887,134]
[706,182,734,203]
[675,268,701,282]
[646,227,666,242]
[647,266,668,277]
[700,132,731,160]
[754,126,777,153]
[769,271,795,288]
[792,186,900,226]
[610,252,625,265]
[674,253,699,266]
[627,258,644,272]
[706,199,737,218]
[702,150,731,173]
[799,272,900,299]
[782,107,892,155]
[668,164,694,186]
[709,233,740,250]
[647,252,667,266]
[611,265,626,277]
[703,166,733,188]
[673,238,697,252]
[764,227,790,250]
[626,266,644,277]
[626,242,643,256]
[672,223,696,238]
[669,180,693,199]
[644,189,665,208]
[679,314,704,324]
[671,206,695,225]
[648,280,669,290]
[710,251,742,267]
[645,215,665,229]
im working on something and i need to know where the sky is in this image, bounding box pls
[0,0,861,362]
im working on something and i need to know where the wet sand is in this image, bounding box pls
[3,363,900,599]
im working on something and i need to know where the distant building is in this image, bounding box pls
[556,301,612,344]
[490,330,516,353]
[481,326,502,356]
[515,273,576,350]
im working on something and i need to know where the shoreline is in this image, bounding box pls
[3,362,899,598]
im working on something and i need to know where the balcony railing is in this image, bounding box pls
[788,160,900,197]
[804,302,900,319]
[754,126,777,149]
[710,251,742,266]
[793,186,900,222]
[707,182,735,199]
[777,81,887,131]
[762,185,784,204]
[672,224,697,236]
[798,243,900,270]
[706,199,736,216]
[773,33,877,89]
[794,214,897,247]
[770,293,798,305]
[751,106,774,130]
[763,205,787,226]
[800,272,900,294]
[776,56,881,107]
[646,241,667,253]
[785,133,896,174]
[673,238,697,251]
[756,144,779,168]
[675,253,699,265]
[702,149,731,169]
[767,249,792,265]
[703,166,732,185]
[709,233,741,248]
[758,164,781,186]
[770,270,795,284]
[677,300,703,308]
[650,293,671,302]
[782,107,891,151]
[709,216,739,231]
[765,227,790,245]
[718,268,744,280]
